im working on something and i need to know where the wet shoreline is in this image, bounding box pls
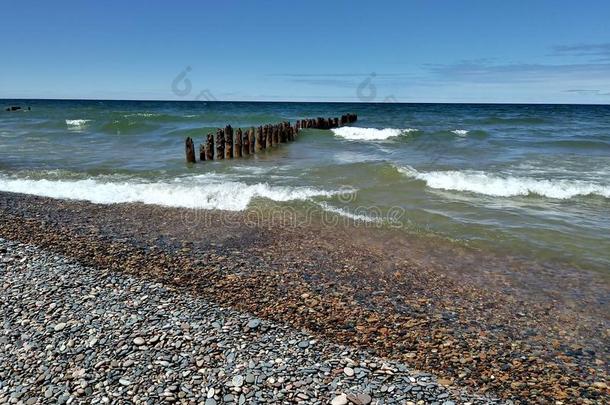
[0,191,608,403]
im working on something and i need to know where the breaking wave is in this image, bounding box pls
[0,175,338,211]
[66,119,90,128]
[451,129,469,136]
[316,202,381,223]
[396,165,610,199]
[331,127,417,141]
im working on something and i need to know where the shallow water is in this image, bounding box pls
[1,100,609,272]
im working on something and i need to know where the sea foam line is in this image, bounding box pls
[332,127,417,141]
[397,165,610,199]
[0,176,337,211]
[316,202,382,223]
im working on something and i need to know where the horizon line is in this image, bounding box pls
[1,97,608,106]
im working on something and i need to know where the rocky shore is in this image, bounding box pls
[1,238,493,404]
[0,191,608,404]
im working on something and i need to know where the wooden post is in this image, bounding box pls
[205,133,214,160]
[261,126,267,150]
[199,143,206,161]
[268,125,274,145]
[265,125,273,148]
[288,126,294,141]
[242,129,250,156]
[278,123,285,143]
[333,117,339,127]
[235,128,243,158]
[185,137,196,163]
[224,125,233,159]
[248,128,256,154]
[255,126,264,152]
[215,129,224,159]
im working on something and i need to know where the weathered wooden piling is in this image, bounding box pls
[185,113,357,162]
[248,128,256,154]
[185,137,196,163]
[261,126,267,150]
[224,125,233,159]
[215,129,225,159]
[265,125,274,149]
[235,128,243,158]
[255,127,264,152]
[242,129,250,156]
[205,133,214,160]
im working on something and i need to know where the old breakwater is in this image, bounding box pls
[185,113,357,163]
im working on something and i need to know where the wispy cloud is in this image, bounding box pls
[267,73,412,78]
[272,72,423,90]
[563,89,610,96]
[425,60,610,83]
[552,43,610,61]
[289,78,357,88]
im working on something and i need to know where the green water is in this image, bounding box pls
[1,100,609,272]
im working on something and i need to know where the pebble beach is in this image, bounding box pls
[0,191,608,404]
[1,238,494,405]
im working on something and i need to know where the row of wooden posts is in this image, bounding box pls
[185,113,357,162]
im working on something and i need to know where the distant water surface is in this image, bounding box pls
[1,100,609,272]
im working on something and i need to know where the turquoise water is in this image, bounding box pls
[1,100,609,272]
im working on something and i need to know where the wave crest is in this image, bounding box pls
[332,127,417,141]
[0,175,337,211]
[397,165,610,199]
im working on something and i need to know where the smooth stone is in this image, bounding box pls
[343,367,355,377]
[133,337,145,346]
[298,340,309,349]
[347,393,372,405]
[205,399,216,405]
[54,323,66,332]
[232,375,244,387]
[119,378,131,386]
[331,393,348,405]
[247,319,261,329]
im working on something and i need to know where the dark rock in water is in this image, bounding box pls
[6,106,22,111]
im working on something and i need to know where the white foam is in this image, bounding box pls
[332,127,417,141]
[0,176,336,211]
[451,129,469,136]
[123,113,156,118]
[397,165,610,199]
[65,119,90,129]
[316,202,381,223]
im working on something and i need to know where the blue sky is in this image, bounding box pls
[1,1,609,103]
